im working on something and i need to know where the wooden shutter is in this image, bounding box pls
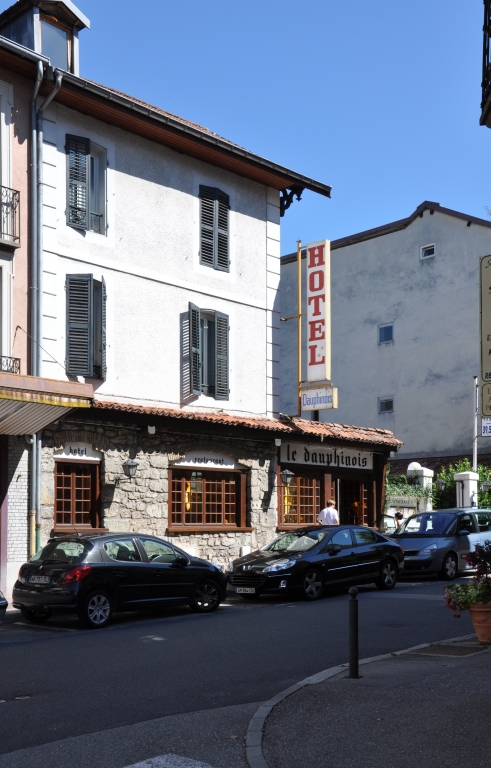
[101,276,107,381]
[199,186,215,267]
[66,274,93,376]
[216,190,230,271]
[66,135,90,230]
[199,186,230,271]
[189,302,201,395]
[215,312,229,400]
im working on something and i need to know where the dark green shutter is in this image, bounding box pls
[215,312,229,400]
[101,276,107,381]
[199,186,229,271]
[216,190,229,271]
[189,302,201,395]
[66,135,90,230]
[199,186,215,266]
[66,274,93,376]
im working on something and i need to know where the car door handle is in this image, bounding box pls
[152,570,164,577]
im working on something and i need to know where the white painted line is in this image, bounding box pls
[14,622,77,632]
[140,636,166,641]
[123,753,215,767]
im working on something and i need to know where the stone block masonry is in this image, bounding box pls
[42,422,279,566]
[7,436,29,563]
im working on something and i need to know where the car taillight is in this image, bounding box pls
[18,567,25,583]
[61,565,92,584]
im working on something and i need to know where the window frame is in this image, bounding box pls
[66,134,107,235]
[40,13,72,72]
[187,302,229,400]
[378,397,394,414]
[53,460,102,533]
[378,323,394,345]
[420,243,435,261]
[277,468,335,529]
[167,467,249,533]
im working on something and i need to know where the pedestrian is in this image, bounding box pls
[395,511,404,529]
[317,500,339,525]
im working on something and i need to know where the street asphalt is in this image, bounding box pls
[0,576,476,767]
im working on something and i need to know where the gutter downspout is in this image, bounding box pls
[33,69,63,552]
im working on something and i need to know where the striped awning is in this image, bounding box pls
[0,373,93,435]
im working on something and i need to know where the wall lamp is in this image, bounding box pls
[115,458,139,486]
[435,479,446,492]
[279,469,295,486]
[481,481,491,494]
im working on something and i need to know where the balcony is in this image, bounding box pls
[482,0,491,126]
[0,357,20,374]
[0,186,20,247]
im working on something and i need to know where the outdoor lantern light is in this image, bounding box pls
[435,479,446,492]
[122,458,138,480]
[279,469,295,486]
[481,481,491,494]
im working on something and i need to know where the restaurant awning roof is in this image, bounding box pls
[0,373,93,435]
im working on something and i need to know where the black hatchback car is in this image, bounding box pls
[12,533,227,628]
[227,525,404,600]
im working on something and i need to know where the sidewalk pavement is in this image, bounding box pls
[261,638,491,768]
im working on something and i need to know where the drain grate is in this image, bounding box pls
[411,643,490,657]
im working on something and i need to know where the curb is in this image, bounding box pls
[245,633,476,768]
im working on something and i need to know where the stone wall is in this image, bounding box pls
[41,423,278,566]
[7,436,29,563]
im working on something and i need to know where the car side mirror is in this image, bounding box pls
[458,529,470,536]
[327,546,342,556]
[174,555,188,567]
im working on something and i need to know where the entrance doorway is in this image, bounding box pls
[339,480,368,526]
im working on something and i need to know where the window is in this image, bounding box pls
[279,476,321,526]
[476,512,491,532]
[66,135,106,233]
[66,274,106,379]
[170,469,245,529]
[353,529,377,545]
[189,302,228,399]
[378,323,393,344]
[420,244,435,260]
[199,185,229,271]
[104,539,141,562]
[378,397,394,414]
[55,462,101,529]
[41,17,71,71]
[31,540,91,564]
[327,529,354,549]
[138,538,179,563]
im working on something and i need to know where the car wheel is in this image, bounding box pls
[441,553,458,580]
[190,580,221,612]
[376,559,398,590]
[301,568,324,601]
[78,590,113,629]
[20,606,52,623]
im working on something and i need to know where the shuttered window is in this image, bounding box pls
[187,303,229,400]
[66,135,107,234]
[66,274,107,380]
[199,186,230,271]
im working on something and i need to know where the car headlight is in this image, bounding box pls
[211,563,223,572]
[226,562,234,573]
[262,558,296,573]
[420,544,437,556]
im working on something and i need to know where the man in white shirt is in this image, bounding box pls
[317,500,339,525]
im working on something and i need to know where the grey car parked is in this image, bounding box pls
[391,508,491,579]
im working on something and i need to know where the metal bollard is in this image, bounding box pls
[348,587,359,679]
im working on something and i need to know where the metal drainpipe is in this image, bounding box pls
[33,70,63,552]
[28,61,43,557]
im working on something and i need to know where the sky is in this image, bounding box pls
[3,0,487,254]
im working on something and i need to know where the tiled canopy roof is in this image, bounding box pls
[92,400,402,448]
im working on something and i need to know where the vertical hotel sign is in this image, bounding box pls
[306,240,331,381]
[480,255,491,415]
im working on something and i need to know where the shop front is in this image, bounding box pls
[277,439,390,529]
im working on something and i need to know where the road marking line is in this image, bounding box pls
[14,622,77,632]
[140,635,166,641]
[123,753,215,767]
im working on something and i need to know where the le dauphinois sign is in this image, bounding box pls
[280,443,373,470]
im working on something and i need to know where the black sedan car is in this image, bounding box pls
[227,525,404,600]
[0,589,7,623]
[12,533,227,628]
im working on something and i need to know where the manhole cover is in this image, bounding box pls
[411,644,489,657]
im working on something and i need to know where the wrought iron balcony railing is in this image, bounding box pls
[0,186,20,244]
[0,356,20,374]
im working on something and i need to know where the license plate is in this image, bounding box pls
[28,575,50,585]
[236,587,255,594]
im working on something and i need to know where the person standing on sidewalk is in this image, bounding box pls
[317,500,339,525]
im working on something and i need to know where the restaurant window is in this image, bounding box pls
[279,476,321,526]
[55,462,101,529]
[169,469,246,529]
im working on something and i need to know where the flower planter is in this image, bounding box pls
[468,603,491,643]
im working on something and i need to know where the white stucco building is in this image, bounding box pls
[280,201,491,467]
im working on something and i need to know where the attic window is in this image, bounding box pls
[420,244,435,260]
[41,15,71,71]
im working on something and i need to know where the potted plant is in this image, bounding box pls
[444,541,491,643]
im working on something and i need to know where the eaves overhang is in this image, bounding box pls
[0,372,93,435]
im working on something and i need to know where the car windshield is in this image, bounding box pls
[30,540,93,564]
[262,529,330,553]
[393,513,455,536]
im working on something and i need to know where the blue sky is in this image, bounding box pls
[5,0,487,254]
